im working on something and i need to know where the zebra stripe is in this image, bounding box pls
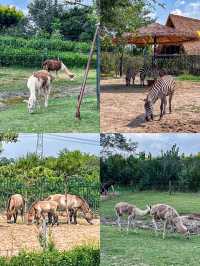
[144,75,175,121]
[139,65,150,85]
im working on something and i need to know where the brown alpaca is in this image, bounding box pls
[42,59,74,79]
[115,202,151,231]
[150,204,190,239]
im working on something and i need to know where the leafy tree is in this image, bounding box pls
[28,0,64,34]
[100,133,137,157]
[60,6,96,41]
[0,5,24,29]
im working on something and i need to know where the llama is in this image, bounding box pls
[115,202,151,231]
[42,59,75,80]
[150,204,190,239]
[24,70,53,113]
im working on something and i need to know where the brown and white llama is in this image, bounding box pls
[150,204,190,239]
[42,59,75,80]
[115,202,151,231]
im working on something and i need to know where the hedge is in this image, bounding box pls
[0,36,91,53]
[0,46,95,68]
[0,246,100,266]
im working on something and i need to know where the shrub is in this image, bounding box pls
[0,246,100,266]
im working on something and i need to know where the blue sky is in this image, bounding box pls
[1,133,100,158]
[2,1,200,24]
[124,134,200,156]
[153,0,200,24]
[1,0,93,12]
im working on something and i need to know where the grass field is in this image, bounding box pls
[101,190,200,266]
[0,66,99,132]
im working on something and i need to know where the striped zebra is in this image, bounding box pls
[125,67,137,86]
[144,75,175,121]
[140,65,161,86]
[139,65,150,86]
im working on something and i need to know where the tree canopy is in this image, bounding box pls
[0,5,24,29]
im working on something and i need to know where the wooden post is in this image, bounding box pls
[75,24,100,119]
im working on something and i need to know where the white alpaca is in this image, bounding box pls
[24,71,53,113]
[115,202,151,231]
[150,204,190,239]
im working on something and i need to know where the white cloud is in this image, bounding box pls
[175,0,186,6]
[171,9,183,16]
[172,1,200,19]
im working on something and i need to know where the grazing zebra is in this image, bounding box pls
[144,75,175,121]
[125,67,137,86]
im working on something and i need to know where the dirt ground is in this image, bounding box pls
[0,214,99,257]
[101,215,200,235]
[100,77,200,132]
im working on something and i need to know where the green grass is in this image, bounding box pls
[101,191,200,266]
[0,66,98,132]
[176,74,200,82]
[0,66,96,93]
[0,96,99,133]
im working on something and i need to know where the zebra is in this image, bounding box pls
[144,75,175,121]
[125,67,137,86]
[140,65,162,86]
[139,65,150,86]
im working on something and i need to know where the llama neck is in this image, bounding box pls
[135,207,149,216]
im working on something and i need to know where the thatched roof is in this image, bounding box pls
[166,14,200,54]
[113,22,197,45]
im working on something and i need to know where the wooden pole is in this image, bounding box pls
[75,24,100,119]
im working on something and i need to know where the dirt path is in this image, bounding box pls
[100,78,200,132]
[0,214,99,257]
[101,215,200,235]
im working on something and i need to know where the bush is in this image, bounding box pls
[0,46,94,68]
[0,246,100,266]
[0,36,90,53]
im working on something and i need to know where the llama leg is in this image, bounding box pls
[127,215,132,232]
[117,215,122,230]
[163,220,168,239]
[152,218,158,236]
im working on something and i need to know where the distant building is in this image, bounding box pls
[158,14,200,55]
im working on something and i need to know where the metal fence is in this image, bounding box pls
[0,179,99,213]
[102,52,200,76]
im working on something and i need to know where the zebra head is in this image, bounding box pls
[144,98,154,121]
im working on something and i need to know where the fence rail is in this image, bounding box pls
[0,179,99,212]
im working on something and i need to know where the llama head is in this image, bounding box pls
[144,98,153,121]
[23,97,36,113]
[146,204,152,213]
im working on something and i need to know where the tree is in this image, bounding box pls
[60,6,96,41]
[100,0,163,76]
[0,5,24,29]
[0,132,18,154]
[28,0,64,34]
[100,133,137,157]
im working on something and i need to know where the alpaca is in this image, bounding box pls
[42,59,74,80]
[150,204,190,239]
[115,202,151,231]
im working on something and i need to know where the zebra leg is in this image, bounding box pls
[163,97,167,115]
[169,93,174,113]
[159,99,164,120]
